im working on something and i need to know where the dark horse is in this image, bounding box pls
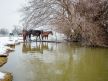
[22,29,43,42]
[29,29,43,41]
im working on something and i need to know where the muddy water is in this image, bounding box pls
[0,42,108,81]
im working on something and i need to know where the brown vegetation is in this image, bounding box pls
[75,0,108,47]
[22,0,108,47]
[0,73,13,81]
[0,57,7,67]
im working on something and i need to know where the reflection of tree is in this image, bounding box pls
[20,43,108,81]
[57,45,108,81]
[22,42,53,54]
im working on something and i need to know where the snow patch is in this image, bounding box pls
[0,72,5,79]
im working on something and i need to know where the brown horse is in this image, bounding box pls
[22,30,29,42]
[41,31,53,40]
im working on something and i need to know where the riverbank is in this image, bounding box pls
[0,72,12,81]
[0,36,22,81]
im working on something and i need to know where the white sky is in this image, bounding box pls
[0,0,27,32]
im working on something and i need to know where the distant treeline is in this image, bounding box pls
[0,27,22,36]
[0,28,8,35]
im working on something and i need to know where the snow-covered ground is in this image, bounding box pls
[0,72,12,81]
[0,36,15,80]
[0,36,21,56]
[0,37,22,46]
[0,72,5,79]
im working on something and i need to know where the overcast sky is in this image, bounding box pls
[0,0,27,32]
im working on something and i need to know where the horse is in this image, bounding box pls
[22,30,30,42]
[41,31,53,40]
[9,33,14,36]
[27,29,43,41]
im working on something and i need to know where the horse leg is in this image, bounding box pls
[25,36,27,42]
[47,36,48,40]
[45,37,46,40]
[23,39,25,43]
[29,34,31,42]
[23,35,26,43]
[39,36,41,41]
[23,37,25,42]
[36,36,37,42]
[42,36,43,41]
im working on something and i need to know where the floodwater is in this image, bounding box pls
[0,42,108,81]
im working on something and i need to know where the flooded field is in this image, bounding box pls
[0,42,108,81]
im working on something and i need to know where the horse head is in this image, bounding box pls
[49,31,53,35]
[40,30,43,34]
[28,29,33,34]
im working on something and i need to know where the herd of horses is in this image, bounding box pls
[22,29,53,42]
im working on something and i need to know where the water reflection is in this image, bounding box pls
[21,43,108,81]
[0,43,108,81]
[22,42,54,54]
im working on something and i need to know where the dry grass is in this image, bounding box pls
[0,57,7,67]
[0,73,13,81]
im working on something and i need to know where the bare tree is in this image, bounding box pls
[21,0,58,29]
[74,0,108,46]
[21,0,108,47]
[12,25,22,35]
